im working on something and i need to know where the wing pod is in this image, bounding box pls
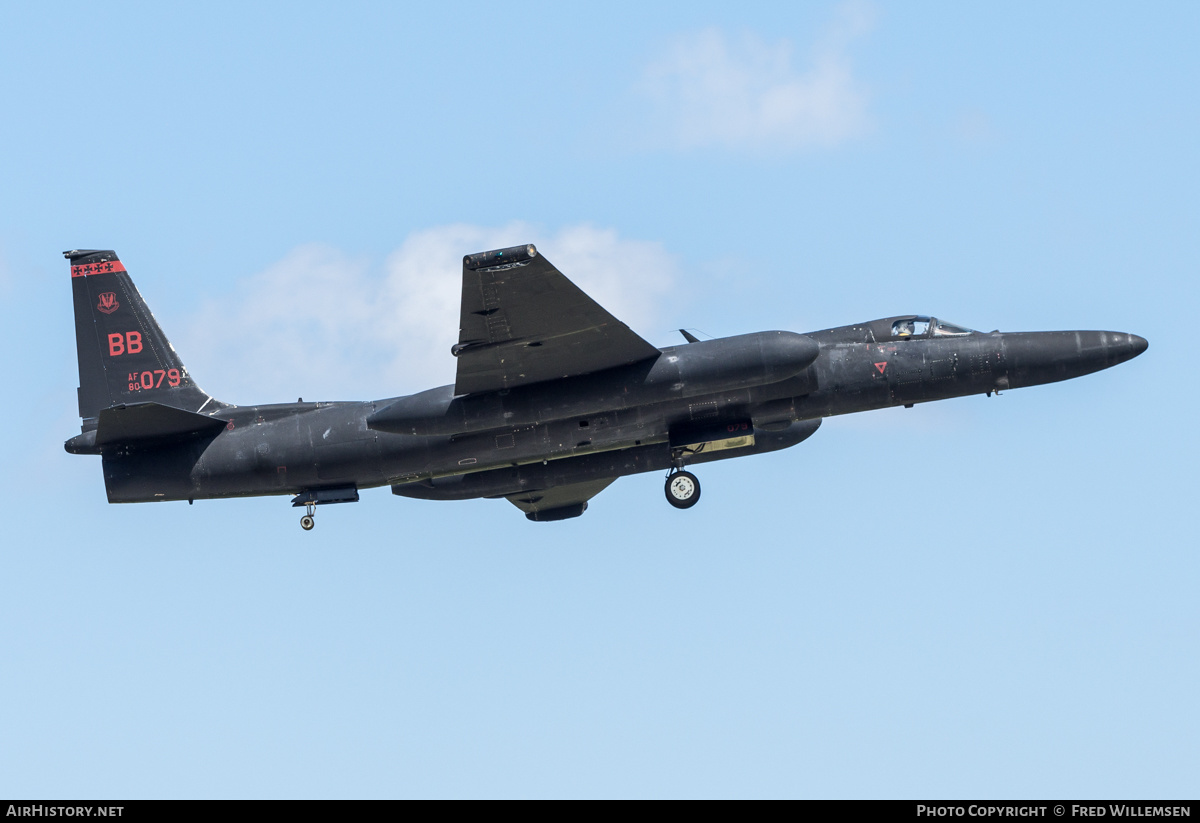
[370,331,820,437]
[463,244,538,271]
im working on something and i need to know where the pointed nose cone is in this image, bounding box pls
[1004,330,1148,389]
[1103,331,1149,366]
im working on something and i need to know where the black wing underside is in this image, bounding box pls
[454,244,660,396]
[505,477,618,521]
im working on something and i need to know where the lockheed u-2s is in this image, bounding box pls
[64,244,1148,528]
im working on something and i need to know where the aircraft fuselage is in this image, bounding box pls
[63,245,1146,524]
[92,320,1146,506]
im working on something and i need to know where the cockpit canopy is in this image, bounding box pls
[891,316,978,339]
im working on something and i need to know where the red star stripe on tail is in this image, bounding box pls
[71,260,126,277]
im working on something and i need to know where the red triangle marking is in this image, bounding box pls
[874,362,887,374]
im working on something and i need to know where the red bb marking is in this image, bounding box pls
[107,331,143,356]
[874,362,887,374]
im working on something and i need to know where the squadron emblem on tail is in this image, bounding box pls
[96,292,120,314]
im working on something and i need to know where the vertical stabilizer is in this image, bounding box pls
[66,250,228,430]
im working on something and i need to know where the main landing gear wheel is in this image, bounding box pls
[665,470,701,509]
[300,514,315,530]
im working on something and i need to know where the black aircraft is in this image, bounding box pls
[64,244,1147,528]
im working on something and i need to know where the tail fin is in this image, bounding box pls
[66,249,229,430]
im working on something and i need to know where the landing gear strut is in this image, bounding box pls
[664,445,702,510]
[291,486,359,531]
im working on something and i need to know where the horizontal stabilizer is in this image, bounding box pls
[94,402,228,446]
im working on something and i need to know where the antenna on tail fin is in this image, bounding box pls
[65,249,230,433]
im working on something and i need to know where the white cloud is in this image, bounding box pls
[639,2,874,152]
[180,224,677,404]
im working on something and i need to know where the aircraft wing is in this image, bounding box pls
[505,477,617,521]
[454,244,661,395]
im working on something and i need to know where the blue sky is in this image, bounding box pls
[1,0,1195,798]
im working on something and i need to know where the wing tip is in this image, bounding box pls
[464,244,537,270]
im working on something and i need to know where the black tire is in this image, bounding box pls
[300,514,315,531]
[665,470,701,509]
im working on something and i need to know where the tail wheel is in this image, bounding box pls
[665,470,701,509]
